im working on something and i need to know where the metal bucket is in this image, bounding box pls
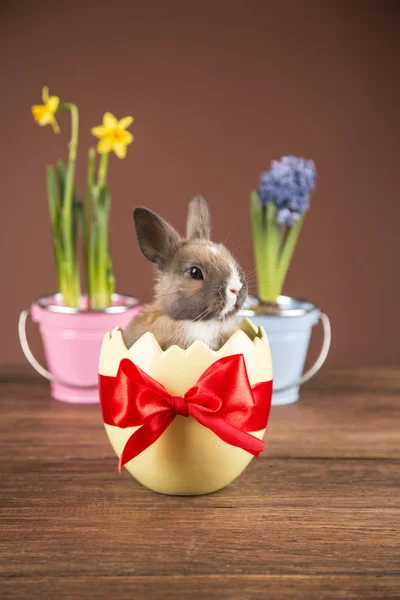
[18,294,141,404]
[240,296,331,405]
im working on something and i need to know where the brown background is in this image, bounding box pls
[1,0,399,367]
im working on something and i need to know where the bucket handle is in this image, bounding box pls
[273,312,331,393]
[18,309,98,389]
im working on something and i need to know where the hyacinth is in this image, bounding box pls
[258,156,317,226]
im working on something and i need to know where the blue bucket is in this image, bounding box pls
[240,296,330,405]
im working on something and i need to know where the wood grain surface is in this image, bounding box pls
[0,367,399,599]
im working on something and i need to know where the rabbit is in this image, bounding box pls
[123,196,248,351]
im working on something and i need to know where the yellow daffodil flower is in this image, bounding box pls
[32,86,60,133]
[91,112,134,159]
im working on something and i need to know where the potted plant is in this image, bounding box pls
[241,156,331,405]
[18,87,141,403]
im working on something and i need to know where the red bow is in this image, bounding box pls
[100,354,272,471]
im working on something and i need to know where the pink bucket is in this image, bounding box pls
[19,294,141,404]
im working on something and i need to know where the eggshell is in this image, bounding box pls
[99,318,273,495]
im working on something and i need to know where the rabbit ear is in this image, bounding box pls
[133,207,181,266]
[186,196,211,240]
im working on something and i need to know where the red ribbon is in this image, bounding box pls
[99,354,272,471]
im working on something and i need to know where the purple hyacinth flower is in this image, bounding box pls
[258,155,316,225]
[276,207,302,226]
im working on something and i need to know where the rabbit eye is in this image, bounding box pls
[189,266,204,280]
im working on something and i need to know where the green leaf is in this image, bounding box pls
[83,148,96,299]
[250,191,269,301]
[55,160,66,202]
[72,186,80,248]
[46,165,61,233]
[265,202,281,299]
[97,183,110,212]
[107,251,115,299]
[46,164,63,288]
[250,192,284,302]
[90,184,112,309]
[86,178,114,309]
[276,214,305,294]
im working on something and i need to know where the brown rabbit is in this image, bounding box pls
[123,196,247,351]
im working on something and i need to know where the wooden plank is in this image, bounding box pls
[265,390,400,458]
[0,459,399,578]
[1,575,400,600]
[306,366,400,393]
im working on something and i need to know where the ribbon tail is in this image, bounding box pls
[191,410,264,456]
[118,412,176,472]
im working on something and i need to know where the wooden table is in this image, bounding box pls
[1,367,399,599]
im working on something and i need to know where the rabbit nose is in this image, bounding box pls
[230,288,239,295]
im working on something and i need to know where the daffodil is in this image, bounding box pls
[91,112,134,159]
[32,86,60,133]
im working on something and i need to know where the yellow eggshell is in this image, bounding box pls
[99,318,273,495]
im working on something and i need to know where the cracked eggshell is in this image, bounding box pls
[99,318,273,495]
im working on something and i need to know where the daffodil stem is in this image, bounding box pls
[84,148,96,304]
[59,102,80,307]
[90,184,112,309]
[98,152,109,187]
[86,151,112,309]
[88,191,98,309]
